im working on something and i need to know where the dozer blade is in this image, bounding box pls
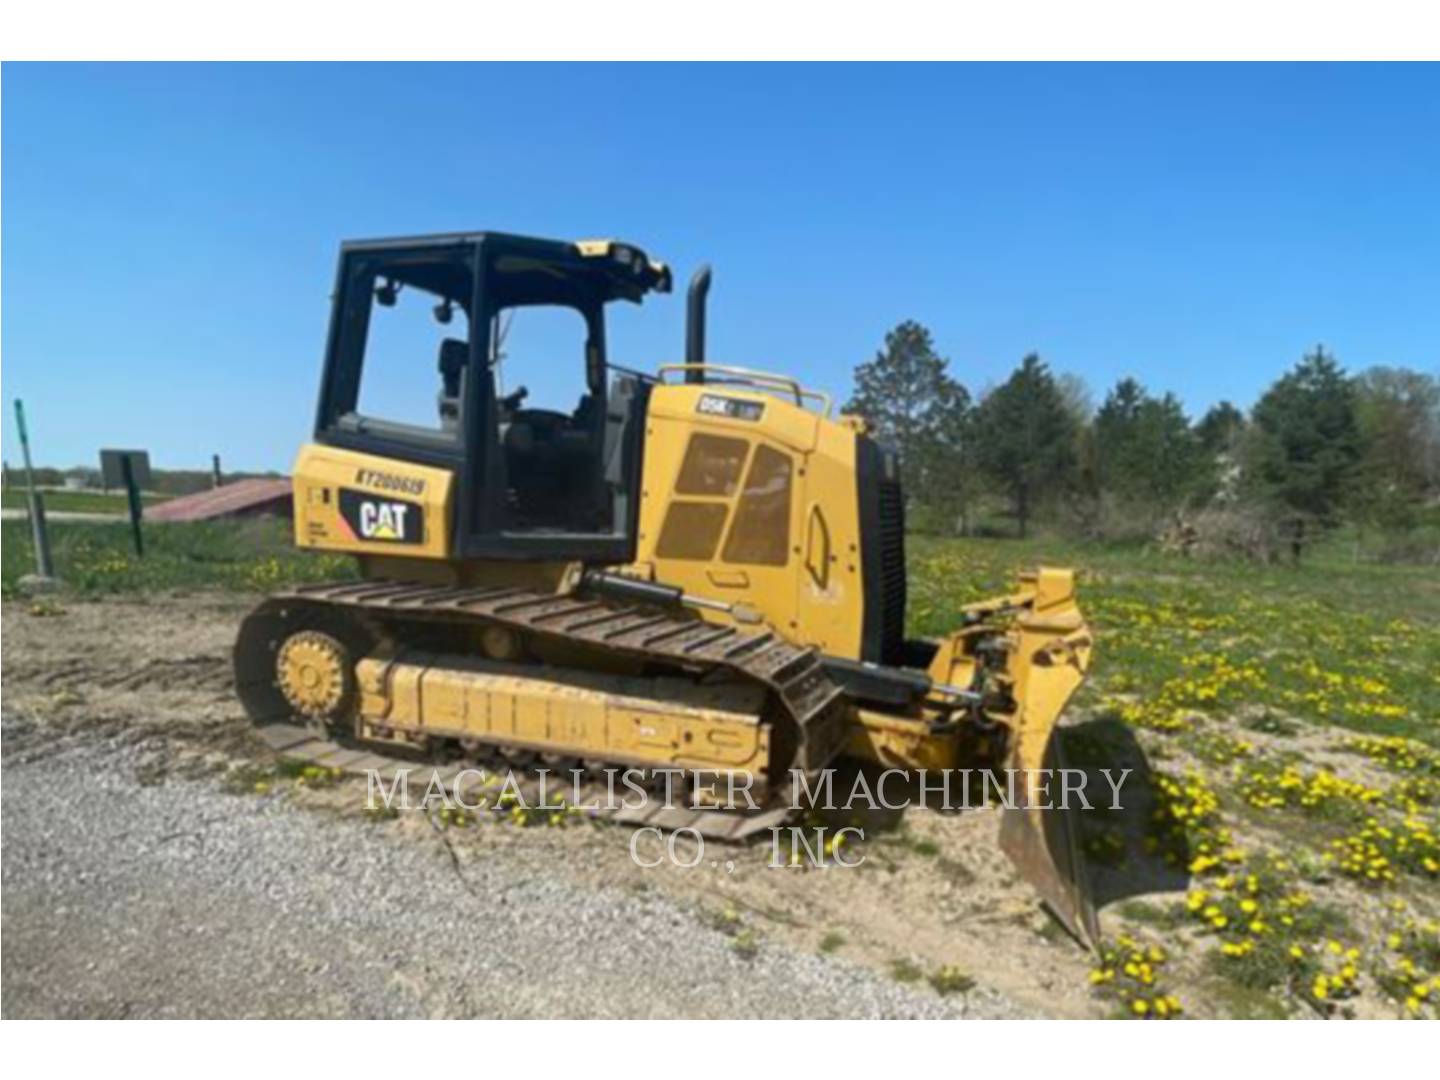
[995,570,1100,949]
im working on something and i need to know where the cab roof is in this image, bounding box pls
[339,230,672,304]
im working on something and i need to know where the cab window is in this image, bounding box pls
[322,246,475,456]
[356,277,470,434]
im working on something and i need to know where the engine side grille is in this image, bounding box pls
[875,471,907,663]
[856,435,907,666]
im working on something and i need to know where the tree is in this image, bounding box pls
[845,321,977,532]
[1351,366,1440,529]
[1194,400,1247,502]
[846,320,949,481]
[974,354,1077,538]
[1242,345,1362,560]
[914,376,977,533]
[1055,372,1095,429]
[1092,378,1203,507]
[1196,401,1246,456]
[1092,377,1146,497]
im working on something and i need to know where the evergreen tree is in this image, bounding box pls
[846,321,950,479]
[845,321,977,531]
[974,354,1076,538]
[915,376,977,533]
[1093,377,1146,496]
[1242,345,1362,559]
[1196,401,1246,456]
[1093,378,1203,506]
[1191,400,1247,503]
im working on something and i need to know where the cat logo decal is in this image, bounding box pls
[338,488,424,544]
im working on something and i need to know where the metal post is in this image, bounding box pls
[30,492,56,578]
[121,455,145,557]
[13,400,57,581]
[212,453,223,488]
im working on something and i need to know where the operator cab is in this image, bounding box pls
[313,232,671,561]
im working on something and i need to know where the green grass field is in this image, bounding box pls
[1,488,172,514]
[1,517,353,596]
[908,535,1440,748]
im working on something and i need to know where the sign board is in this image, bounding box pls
[99,449,152,491]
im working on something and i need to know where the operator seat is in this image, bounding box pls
[436,338,467,431]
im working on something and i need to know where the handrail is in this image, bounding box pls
[657,363,833,416]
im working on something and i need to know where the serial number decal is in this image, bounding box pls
[697,394,765,422]
[338,489,425,544]
[353,467,427,496]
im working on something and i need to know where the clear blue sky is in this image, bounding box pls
[4,62,1437,472]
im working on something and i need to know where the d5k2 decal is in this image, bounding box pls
[338,488,425,544]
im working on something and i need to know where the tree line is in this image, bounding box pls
[845,321,1440,561]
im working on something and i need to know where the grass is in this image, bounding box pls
[908,533,1439,1018]
[929,965,976,996]
[2,488,172,514]
[907,534,1440,747]
[1,517,354,597]
[890,958,923,983]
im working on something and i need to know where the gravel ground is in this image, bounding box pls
[1,731,1029,1018]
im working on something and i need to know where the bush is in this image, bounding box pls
[1061,493,1176,546]
[1185,505,1286,563]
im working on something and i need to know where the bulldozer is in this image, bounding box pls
[234,230,1098,944]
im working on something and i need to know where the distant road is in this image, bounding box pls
[0,509,124,524]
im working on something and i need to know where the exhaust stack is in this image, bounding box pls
[684,264,712,383]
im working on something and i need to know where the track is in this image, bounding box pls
[252,721,802,840]
[235,579,853,839]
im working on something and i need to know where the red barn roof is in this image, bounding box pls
[146,478,293,522]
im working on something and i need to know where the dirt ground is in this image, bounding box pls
[6,592,1431,1019]
[0,592,1114,1018]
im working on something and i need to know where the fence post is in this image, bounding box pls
[121,455,145,558]
[13,399,58,584]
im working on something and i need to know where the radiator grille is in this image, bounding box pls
[875,472,907,664]
[856,436,907,666]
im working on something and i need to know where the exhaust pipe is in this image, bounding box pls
[684,264,712,383]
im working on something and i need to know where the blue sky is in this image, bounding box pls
[3,62,1437,471]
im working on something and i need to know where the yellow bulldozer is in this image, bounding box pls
[234,231,1098,943]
